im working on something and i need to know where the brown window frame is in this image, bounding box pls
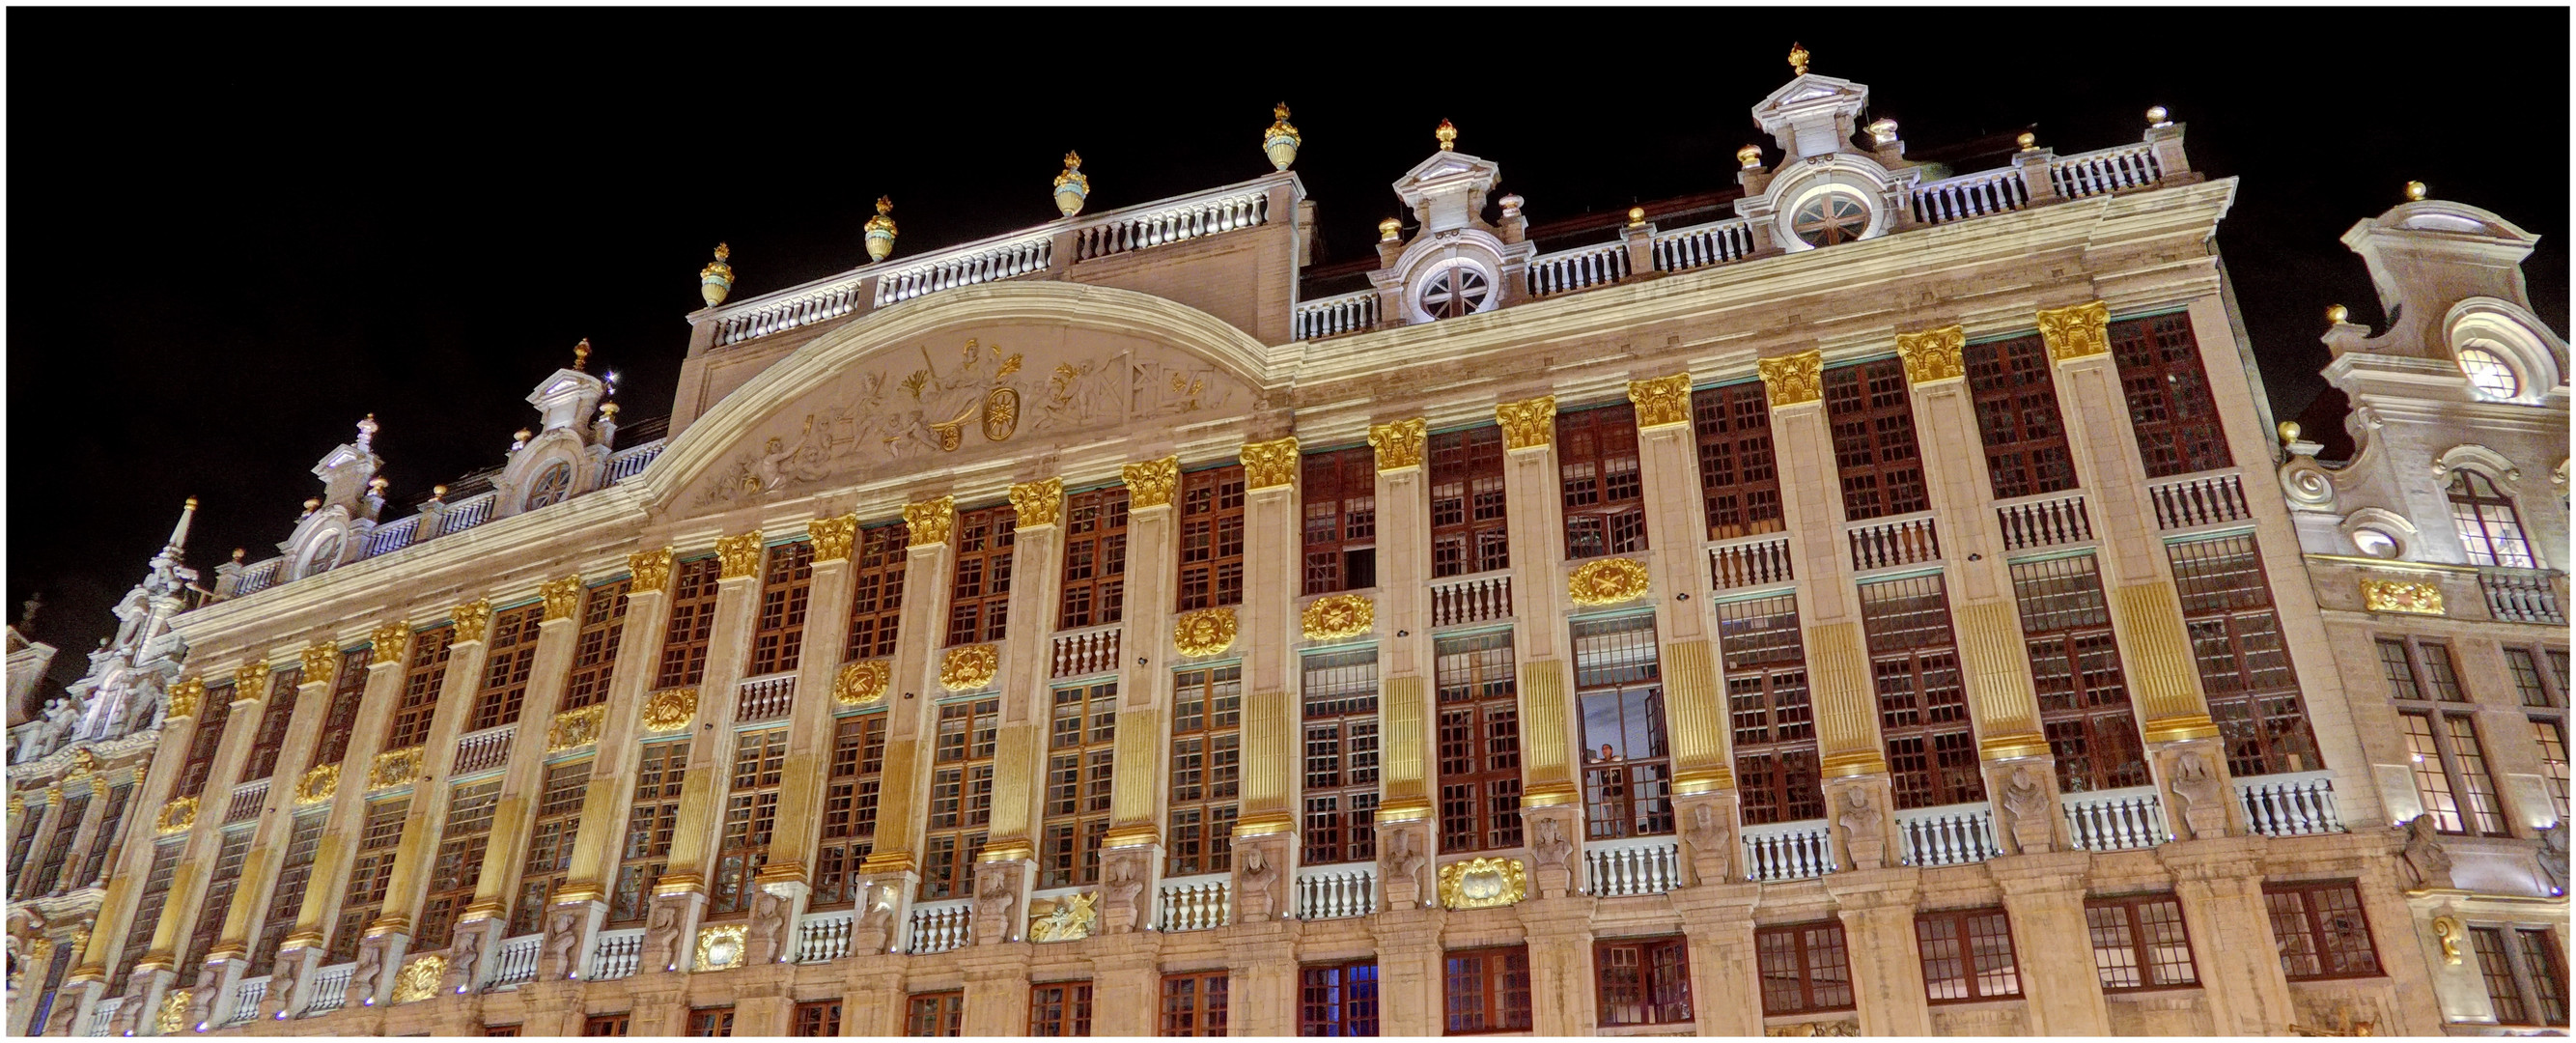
[2382,635,2508,835]
[1437,630,1523,853]
[1160,971,1231,1037]
[1966,332,2076,499]
[581,1013,631,1036]
[114,840,183,995]
[713,727,790,916]
[1916,907,2023,1003]
[1167,665,1242,877]
[2010,554,2149,793]
[5,803,42,888]
[918,698,999,901]
[1722,594,1822,826]
[792,1001,844,1037]
[1301,960,1381,1036]
[512,758,593,935]
[250,810,328,976]
[1029,981,1094,1037]
[313,647,373,767]
[750,541,816,675]
[813,714,888,909]
[27,790,88,897]
[173,682,240,799]
[2264,880,2384,981]
[1596,935,1694,1027]
[2531,715,2569,827]
[1059,489,1130,630]
[1557,403,1648,560]
[2449,470,2538,568]
[1430,425,1511,578]
[483,1025,522,1036]
[1177,465,1246,611]
[239,665,304,782]
[1860,574,1985,809]
[656,557,722,688]
[470,604,546,731]
[2506,645,2570,709]
[418,777,503,950]
[2109,312,2232,479]
[1302,446,1379,595]
[1041,682,1118,888]
[1442,945,1532,1034]
[611,739,690,925]
[686,1007,735,1037]
[2085,893,2199,991]
[1577,613,1671,839]
[1302,647,1382,865]
[562,578,632,711]
[75,781,133,888]
[180,829,253,971]
[907,991,966,1037]
[386,626,456,749]
[329,798,408,963]
[946,506,1016,646]
[2168,534,2319,776]
[1694,381,1784,541]
[846,522,910,662]
[1825,357,1930,522]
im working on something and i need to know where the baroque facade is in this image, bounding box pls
[9,54,2568,1037]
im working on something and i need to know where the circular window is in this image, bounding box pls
[2351,528,2400,559]
[2456,344,2521,398]
[1792,190,1871,247]
[523,462,574,510]
[304,531,345,577]
[1417,265,1491,320]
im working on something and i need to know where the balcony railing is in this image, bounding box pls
[2146,470,2250,531]
[233,557,283,596]
[1527,240,1631,297]
[225,976,267,1026]
[1050,623,1123,679]
[908,898,973,953]
[452,725,515,776]
[1894,802,2000,867]
[1294,289,1379,341]
[1582,835,1684,896]
[1995,493,2092,551]
[2236,771,2345,837]
[1910,167,2030,226]
[436,492,498,536]
[2062,785,2171,852]
[1742,819,1836,882]
[1849,514,1942,571]
[490,934,542,989]
[798,909,856,962]
[1295,864,1376,920]
[2480,567,2565,624]
[588,928,643,980]
[359,516,419,559]
[1710,534,1795,590]
[86,998,120,1035]
[1650,218,1757,274]
[1429,571,1514,629]
[1157,873,1232,932]
[224,778,270,825]
[876,235,1053,308]
[304,963,354,1015]
[2049,142,2164,200]
[602,438,666,484]
[1074,187,1271,262]
[735,673,797,722]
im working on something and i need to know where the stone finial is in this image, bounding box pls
[2146,105,2171,127]
[1787,42,1809,75]
[1434,119,1457,151]
[431,484,449,500]
[699,243,733,308]
[354,413,378,452]
[1263,101,1301,171]
[1866,118,1898,146]
[301,497,321,517]
[1053,152,1089,217]
[2326,304,2350,324]
[2277,421,2302,447]
[1378,217,1401,242]
[2016,131,2038,153]
[1625,207,1646,228]
[368,476,389,494]
[572,339,591,372]
[1737,144,1763,170]
[2404,181,2427,201]
[865,196,898,263]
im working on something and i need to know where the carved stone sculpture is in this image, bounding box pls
[855,883,899,951]
[640,901,683,973]
[350,942,384,1007]
[263,957,299,1019]
[972,865,1019,944]
[2167,749,2228,840]
[2538,823,2569,895]
[542,910,583,980]
[1836,788,1887,870]
[1237,844,1283,920]
[1682,803,1733,883]
[109,991,146,1036]
[746,889,792,964]
[1102,855,1148,933]
[43,996,79,1035]
[442,930,481,995]
[2396,814,2455,890]
[1383,829,1431,909]
[1530,815,1575,868]
[1998,766,2055,854]
[184,970,217,1029]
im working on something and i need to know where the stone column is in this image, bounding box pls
[1669,884,1763,1036]
[1222,919,1300,1034]
[731,977,795,1037]
[67,676,204,1019]
[2157,839,2294,1034]
[646,531,767,972]
[1625,373,1738,878]
[360,598,496,1005]
[854,497,960,952]
[1084,937,1162,1036]
[1100,459,1177,935]
[1524,896,1599,1034]
[452,576,588,987]
[753,516,859,966]
[1825,869,1932,1036]
[971,479,1068,945]
[546,548,675,980]
[1493,395,1584,897]
[166,661,273,1028]
[959,944,1035,1035]
[1366,419,1437,897]
[1761,351,1899,867]
[276,624,408,1009]
[1988,852,2109,1033]
[1229,437,1304,892]
[230,646,343,1018]
[2352,852,2445,1035]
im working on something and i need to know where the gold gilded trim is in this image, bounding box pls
[1895,325,1967,384]
[1496,395,1558,450]
[1302,595,1375,640]
[833,661,891,706]
[715,532,765,579]
[1368,418,1428,471]
[654,873,706,896]
[1011,477,1065,528]
[939,645,1000,691]
[389,953,446,1003]
[541,575,584,622]
[2361,578,2444,615]
[451,599,494,644]
[1124,456,1181,509]
[977,839,1037,863]
[1978,733,2052,762]
[548,704,608,751]
[628,548,676,594]
[2037,300,2112,362]
[1240,437,1301,490]
[1758,351,1824,407]
[1626,373,1694,429]
[1232,811,1297,837]
[370,623,412,665]
[1101,824,1161,849]
[2141,714,2221,744]
[299,643,340,684]
[906,495,957,547]
[294,763,340,804]
[1173,607,1239,658]
[234,662,270,700]
[368,747,423,789]
[1568,558,1651,606]
[858,850,918,875]
[1820,750,1887,778]
[808,515,859,562]
[155,796,198,834]
[166,676,205,719]
[694,924,747,972]
[640,689,699,732]
[155,991,191,1034]
[1438,857,1527,910]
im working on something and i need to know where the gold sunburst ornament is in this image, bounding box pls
[294,763,340,804]
[640,688,699,732]
[1302,595,1375,641]
[390,953,446,1003]
[1173,607,1239,658]
[695,924,747,972]
[1568,558,1651,606]
[834,660,891,706]
[940,645,999,691]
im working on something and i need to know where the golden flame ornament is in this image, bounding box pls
[865,196,898,263]
[1434,119,1458,152]
[1264,102,1301,171]
[1053,152,1089,218]
[699,243,734,308]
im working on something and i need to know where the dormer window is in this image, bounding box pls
[2456,344,2522,399]
[2450,470,2536,568]
[1792,189,1870,247]
[524,462,574,511]
[1419,264,1492,320]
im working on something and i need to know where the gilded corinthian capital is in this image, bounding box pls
[628,547,676,594]
[1495,395,1557,450]
[1011,477,1065,528]
[541,576,584,622]
[1894,325,1966,384]
[1368,418,1427,471]
[2037,300,2111,362]
[370,622,411,665]
[808,515,859,562]
[714,532,765,578]
[1757,350,1823,408]
[1626,373,1694,429]
[450,599,494,643]
[1124,457,1180,508]
[1240,437,1300,490]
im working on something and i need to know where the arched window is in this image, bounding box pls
[2450,470,2536,568]
[523,461,574,510]
[1791,190,1870,247]
[2455,343,2522,399]
[303,530,344,578]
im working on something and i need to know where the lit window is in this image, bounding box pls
[1792,190,1870,247]
[2457,345,2522,398]
[2449,471,2536,568]
[523,461,574,509]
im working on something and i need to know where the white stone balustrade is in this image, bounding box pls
[2480,568,2565,624]
[1073,187,1270,262]
[1294,864,1376,920]
[1709,535,1795,590]
[2146,470,2251,530]
[1050,624,1122,679]
[359,516,419,559]
[602,439,666,483]
[2061,785,2171,852]
[1742,819,1836,882]
[437,492,497,535]
[2235,771,2345,837]
[233,557,284,596]
[224,778,269,825]
[1527,241,1631,297]
[86,998,120,1035]
[1894,802,2000,867]
[588,928,643,980]
[451,725,515,775]
[908,899,973,954]
[490,933,543,989]
[798,909,855,963]
[226,976,267,1026]
[1156,873,1232,932]
[1582,835,1683,897]
[876,235,1054,308]
[1849,514,1942,571]
[714,277,868,347]
[1294,289,1380,341]
[1650,219,1756,273]
[2049,143,2163,199]
[1429,572,1514,629]
[735,673,797,722]
[1910,167,2030,225]
[304,963,354,1015]
[1996,493,2093,551]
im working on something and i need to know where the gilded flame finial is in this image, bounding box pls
[572,338,591,372]
[1053,152,1090,217]
[1435,119,1457,151]
[865,196,898,263]
[1264,101,1302,171]
[2404,181,2427,202]
[1787,42,1809,75]
[699,242,734,308]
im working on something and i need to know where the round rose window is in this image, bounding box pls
[1791,190,1870,247]
[1417,266,1491,319]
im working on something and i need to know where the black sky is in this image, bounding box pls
[10,9,2568,691]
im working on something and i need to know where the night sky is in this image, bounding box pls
[10,10,2567,696]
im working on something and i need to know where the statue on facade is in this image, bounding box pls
[1999,766,2053,853]
[444,933,480,994]
[2167,749,2227,839]
[108,991,145,1036]
[350,942,384,1006]
[1384,829,1430,909]
[543,909,584,979]
[1836,788,1887,869]
[263,956,299,1019]
[747,889,792,963]
[43,997,79,1035]
[971,867,1018,944]
[1237,844,1282,920]
[639,902,682,972]
[1102,856,1147,933]
[1683,802,1732,883]
[2538,823,2569,895]
[855,883,899,951]
[2396,814,2455,890]
[1529,815,1575,868]
[184,969,218,1029]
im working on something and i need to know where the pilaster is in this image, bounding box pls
[854,496,959,932]
[1233,437,1302,844]
[374,599,496,954]
[553,548,673,972]
[219,650,339,974]
[288,627,410,968]
[1825,868,1933,1037]
[652,530,767,971]
[1626,375,1733,802]
[1220,918,1300,1035]
[1668,884,1763,1036]
[981,479,1067,882]
[1369,904,1445,1035]
[2157,839,2296,1034]
[1368,419,1434,831]
[465,576,588,944]
[1522,894,1599,1034]
[758,516,860,964]
[1102,457,1177,931]
[1493,395,1581,893]
[1988,851,2110,1034]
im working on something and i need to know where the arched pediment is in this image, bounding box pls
[645,283,1276,515]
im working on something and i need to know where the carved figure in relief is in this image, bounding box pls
[1027,892,1097,943]
[265,956,299,1017]
[1683,803,1731,878]
[2538,823,2569,895]
[109,991,146,1036]
[1529,814,1575,868]
[1998,766,2054,852]
[185,969,217,1028]
[445,931,480,994]
[350,943,385,1005]
[1836,788,1887,869]
[856,884,899,950]
[1103,857,1148,932]
[2167,749,2228,839]
[543,910,583,978]
[43,997,78,1035]
[1385,829,1431,908]
[748,889,791,962]
[1237,844,1282,919]
[2396,814,2455,890]
[972,867,1018,940]
[640,902,682,972]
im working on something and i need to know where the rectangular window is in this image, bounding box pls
[1751,921,1854,1009]
[1443,946,1531,1034]
[2517,929,2569,1026]
[657,557,722,688]
[1178,465,1247,611]
[1430,425,1511,578]
[611,740,688,924]
[28,791,87,896]
[919,699,999,901]
[387,626,457,750]
[1967,333,2076,499]
[2474,928,2530,1025]
[2533,718,2569,825]
[2386,638,2508,835]
[1860,575,1984,808]
[563,578,632,710]
[1167,665,1243,877]
[908,991,965,1037]
[1161,972,1231,1037]
[1029,982,1094,1037]
[2111,313,2232,479]
[1596,936,1694,1027]
[846,522,910,662]
[1694,381,1783,541]
[470,605,546,731]
[1437,631,1522,853]
[750,541,815,675]
[1826,357,1929,522]
[308,649,371,770]
[2085,894,2198,991]
[173,681,240,798]
[1722,594,1822,825]
[484,1025,521,1036]
[2507,647,2569,707]
[5,803,42,888]
[1302,648,1382,864]
[582,1013,631,1036]
[947,507,1016,646]
[714,727,790,915]
[686,1007,735,1037]
[418,778,503,949]
[180,829,253,971]
[1558,403,1648,560]
[2167,534,2319,775]
[814,715,889,908]
[250,811,328,976]
[75,781,133,887]
[114,841,183,996]
[512,759,593,935]
[2264,881,2382,980]
[1301,960,1380,1036]
[2010,554,2148,792]
[1302,446,1379,594]
[792,1001,844,1037]
[1059,489,1131,629]
[1042,683,1118,888]
[239,665,304,782]
[1917,908,2022,1002]
[1577,613,1670,838]
[329,798,409,963]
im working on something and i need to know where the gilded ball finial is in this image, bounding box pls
[432,484,449,499]
[302,497,321,514]
[1626,206,1646,228]
[2016,131,2038,152]
[2404,181,2427,202]
[1435,119,1457,151]
[2146,105,2170,127]
[864,195,898,263]
[1738,144,1764,170]
[698,242,734,308]
[2326,303,2350,324]
[600,402,620,418]
[1378,217,1402,242]
[1264,101,1302,171]
[1053,152,1090,217]
[232,548,246,563]
[184,495,199,510]
[572,338,591,372]
[368,476,388,493]
[2278,420,2302,445]
[1866,118,1898,146]
[1787,42,1809,75]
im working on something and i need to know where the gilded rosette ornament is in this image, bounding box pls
[640,689,700,732]
[1368,418,1428,471]
[451,599,494,644]
[1011,477,1065,528]
[2362,578,2444,615]
[1626,373,1694,429]
[906,495,957,547]
[628,548,676,594]
[234,662,270,700]
[940,645,1000,691]
[1496,395,1558,450]
[299,643,340,684]
[1240,437,1301,490]
[1568,558,1652,606]
[1302,595,1376,641]
[371,622,412,665]
[541,576,585,622]
[166,676,205,719]
[391,953,446,1004]
[548,704,608,751]
[833,661,892,706]
[294,763,340,805]
[715,532,765,579]
[1439,857,1527,910]
[1758,350,1824,407]
[1124,456,1181,508]
[694,924,748,972]
[369,747,423,790]
[808,515,859,562]
[156,991,191,1034]
[1173,607,1240,658]
[1894,325,1967,384]
[2037,300,2111,363]
[155,796,198,834]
